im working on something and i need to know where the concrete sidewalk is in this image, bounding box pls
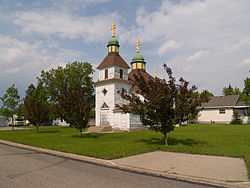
[0,127,32,130]
[0,139,249,188]
[112,151,249,187]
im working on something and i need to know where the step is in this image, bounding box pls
[86,126,122,133]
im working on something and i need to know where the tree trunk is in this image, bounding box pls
[80,128,83,138]
[164,133,168,146]
[12,115,14,131]
[36,124,38,133]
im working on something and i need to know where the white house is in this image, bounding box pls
[197,95,250,124]
[95,24,153,131]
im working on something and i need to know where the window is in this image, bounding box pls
[102,88,107,95]
[219,109,225,114]
[105,69,108,79]
[132,63,136,69]
[120,69,123,79]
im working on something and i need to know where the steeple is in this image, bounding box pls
[131,40,146,70]
[97,23,129,70]
[107,22,120,53]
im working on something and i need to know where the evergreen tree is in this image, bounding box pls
[230,110,242,124]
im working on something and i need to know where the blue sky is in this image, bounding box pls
[0,0,250,99]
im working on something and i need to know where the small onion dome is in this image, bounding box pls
[131,53,146,70]
[132,53,145,63]
[107,37,120,47]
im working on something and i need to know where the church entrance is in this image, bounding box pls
[100,103,109,126]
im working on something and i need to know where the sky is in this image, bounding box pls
[0,0,250,99]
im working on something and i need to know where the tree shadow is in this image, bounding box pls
[38,130,60,134]
[71,132,104,139]
[168,137,206,146]
[137,137,206,146]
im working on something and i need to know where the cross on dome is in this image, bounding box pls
[111,22,116,38]
[136,40,141,53]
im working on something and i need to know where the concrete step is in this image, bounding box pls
[86,126,122,133]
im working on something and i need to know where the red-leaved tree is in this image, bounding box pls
[121,64,209,145]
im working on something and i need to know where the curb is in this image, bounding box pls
[0,139,249,188]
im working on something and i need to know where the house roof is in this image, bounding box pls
[236,100,249,106]
[201,95,241,108]
[97,52,130,69]
[128,70,154,92]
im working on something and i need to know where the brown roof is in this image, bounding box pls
[201,95,240,108]
[128,70,154,92]
[97,52,130,69]
[236,100,249,106]
[95,78,133,85]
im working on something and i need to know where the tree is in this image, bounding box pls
[57,84,94,137]
[0,84,20,130]
[24,83,51,132]
[38,61,94,136]
[230,110,242,124]
[121,64,209,145]
[243,77,250,96]
[223,84,241,96]
[192,91,214,98]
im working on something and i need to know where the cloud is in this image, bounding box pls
[121,0,250,95]
[187,51,209,62]
[13,11,120,42]
[0,35,82,96]
[157,40,182,55]
[237,58,250,68]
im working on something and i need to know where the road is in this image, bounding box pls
[0,143,219,188]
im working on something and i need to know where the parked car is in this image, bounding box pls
[8,115,26,126]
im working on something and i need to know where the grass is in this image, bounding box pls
[0,124,249,178]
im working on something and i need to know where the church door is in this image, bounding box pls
[100,103,109,126]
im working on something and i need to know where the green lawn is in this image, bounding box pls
[0,124,249,178]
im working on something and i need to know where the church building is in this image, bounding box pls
[95,23,154,131]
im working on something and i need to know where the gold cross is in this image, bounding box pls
[155,69,158,77]
[136,40,141,53]
[111,22,116,37]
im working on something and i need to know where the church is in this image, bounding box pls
[95,23,154,131]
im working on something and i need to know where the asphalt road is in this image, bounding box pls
[0,143,219,188]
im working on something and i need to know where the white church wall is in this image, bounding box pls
[114,82,132,107]
[98,67,115,81]
[113,112,130,130]
[130,113,143,129]
[95,83,115,126]
[114,66,128,80]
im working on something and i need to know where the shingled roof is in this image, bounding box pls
[201,95,240,108]
[97,52,130,69]
[128,70,154,92]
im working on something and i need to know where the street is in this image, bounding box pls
[0,143,218,188]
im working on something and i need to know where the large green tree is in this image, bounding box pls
[24,83,51,132]
[38,61,94,136]
[0,84,20,130]
[121,64,209,145]
[223,84,241,96]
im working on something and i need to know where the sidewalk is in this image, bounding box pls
[0,139,249,188]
